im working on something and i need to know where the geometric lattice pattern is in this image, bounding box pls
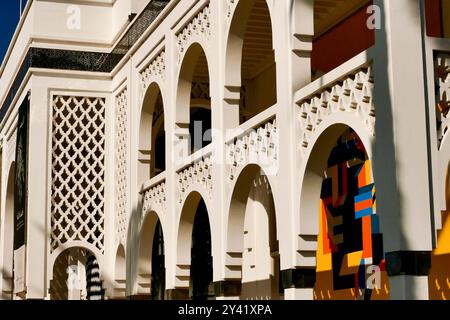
[436,53,450,149]
[51,96,106,252]
[115,89,129,245]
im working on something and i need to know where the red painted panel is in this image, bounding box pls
[425,0,443,37]
[312,3,375,75]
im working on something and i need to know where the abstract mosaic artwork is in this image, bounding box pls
[315,129,389,300]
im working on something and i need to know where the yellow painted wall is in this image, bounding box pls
[429,212,450,299]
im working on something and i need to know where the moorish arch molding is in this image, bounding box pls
[224,164,279,283]
[49,241,104,276]
[224,0,259,128]
[224,0,277,126]
[176,5,211,65]
[114,244,126,298]
[141,50,166,95]
[136,210,166,296]
[2,161,15,299]
[138,82,166,185]
[175,190,214,290]
[175,41,212,158]
[297,65,375,155]
[175,42,211,125]
[297,121,374,269]
[226,0,275,23]
[49,245,104,300]
[296,64,376,267]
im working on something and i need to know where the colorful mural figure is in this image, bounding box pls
[314,129,389,300]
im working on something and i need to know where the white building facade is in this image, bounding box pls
[0,0,449,300]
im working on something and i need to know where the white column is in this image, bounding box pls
[273,0,314,299]
[371,0,433,299]
[165,29,179,293]
[25,77,47,299]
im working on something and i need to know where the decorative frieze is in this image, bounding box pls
[143,180,166,214]
[297,67,375,154]
[226,119,278,180]
[176,5,211,63]
[177,155,213,203]
[141,50,166,93]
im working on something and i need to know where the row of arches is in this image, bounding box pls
[120,126,390,300]
[138,0,276,183]
[1,162,15,299]
[1,123,448,300]
[131,162,279,300]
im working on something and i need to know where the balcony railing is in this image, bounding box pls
[141,171,166,214]
[225,104,278,180]
[176,144,214,203]
[294,51,374,155]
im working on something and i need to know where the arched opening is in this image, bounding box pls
[151,220,165,300]
[176,43,212,156]
[303,126,389,300]
[113,245,126,299]
[177,192,213,300]
[138,82,165,186]
[428,162,450,299]
[225,0,277,126]
[226,164,280,300]
[50,247,104,300]
[2,162,15,300]
[137,212,165,299]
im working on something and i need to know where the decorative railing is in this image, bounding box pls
[142,172,166,214]
[295,51,374,155]
[225,105,278,180]
[176,144,213,203]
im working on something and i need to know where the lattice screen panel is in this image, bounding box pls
[115,89,128,244]
[51,96,106,252]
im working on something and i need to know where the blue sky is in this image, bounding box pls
[0,1,27,66]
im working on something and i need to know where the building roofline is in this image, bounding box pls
[0,0,33,79]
